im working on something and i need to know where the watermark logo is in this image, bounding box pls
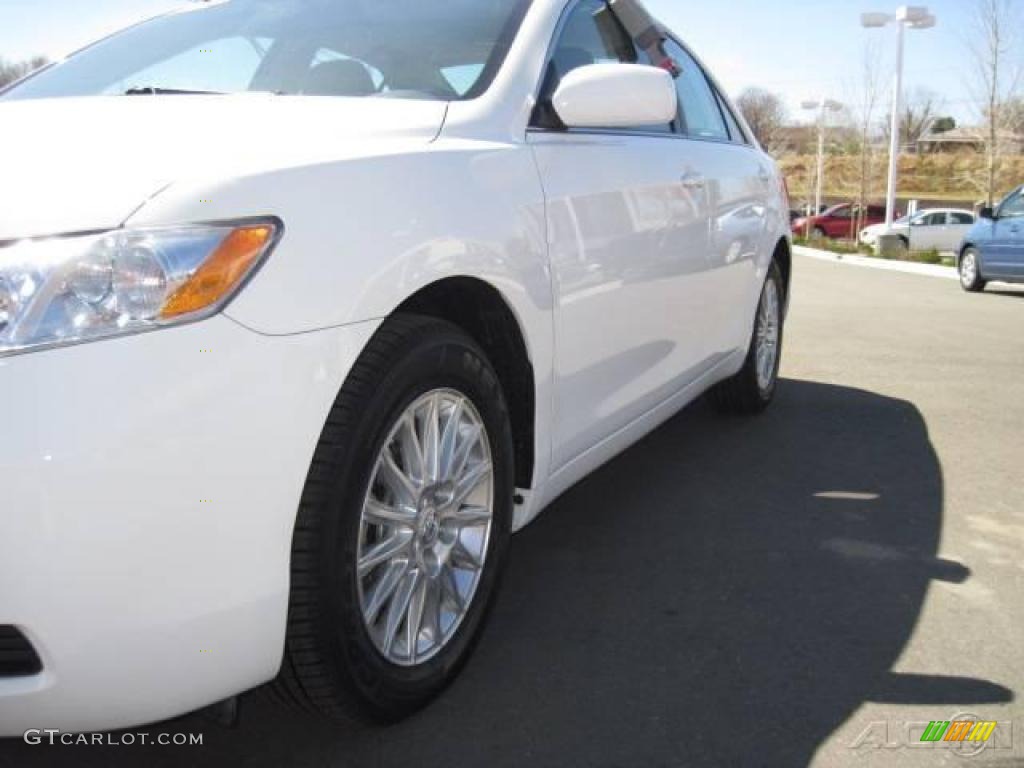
[920,719,997,746]
[851,712,1013,759]
[24,729,203,747]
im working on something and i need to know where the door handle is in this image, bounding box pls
[680,173,706,190]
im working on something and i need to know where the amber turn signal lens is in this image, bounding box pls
[160,225,273,319]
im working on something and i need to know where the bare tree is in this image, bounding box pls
[0,56,49,89]
[847,41,886,237]
[1002,96,1024,133]
[735,88,788,153]
[966,0,1021,204]
[886,88,942,147]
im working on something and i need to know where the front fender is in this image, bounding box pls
[128,142,550,337]
[126,138,555,492]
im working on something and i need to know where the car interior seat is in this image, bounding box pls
[301,59,376,97]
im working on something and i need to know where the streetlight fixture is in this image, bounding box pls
[861,6,938,228]
[801,98,844,227]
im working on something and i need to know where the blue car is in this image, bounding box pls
[958,185,1024,292]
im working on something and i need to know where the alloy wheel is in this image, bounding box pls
[755,278,780,391]
[961,252,978,288]
[356,389,494,667]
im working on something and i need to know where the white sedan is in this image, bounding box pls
[0,0,791,735]
[860,208,976,253]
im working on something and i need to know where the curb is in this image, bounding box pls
[794,245,958,281]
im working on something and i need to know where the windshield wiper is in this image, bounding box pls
[124,87,225,96]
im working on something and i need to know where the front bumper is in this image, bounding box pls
[0,315,378,737]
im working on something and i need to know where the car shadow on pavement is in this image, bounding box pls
[985,288,1024,299]
[2,379,1012,768]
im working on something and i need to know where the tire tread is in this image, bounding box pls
[271,314,508,722]
[709,260,785,416]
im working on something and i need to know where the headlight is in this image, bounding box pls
[0,218,280,357]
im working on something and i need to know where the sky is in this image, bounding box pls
[0,0,996,125]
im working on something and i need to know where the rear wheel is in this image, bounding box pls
[959,248,986,293]
[274,315,514,722]
[710,261,785,415]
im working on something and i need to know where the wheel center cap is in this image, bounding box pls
[419,505,439,544]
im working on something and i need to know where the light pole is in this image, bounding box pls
[862,6,937,228]
[801,99,843,232]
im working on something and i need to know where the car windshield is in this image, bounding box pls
[1,0,532,102]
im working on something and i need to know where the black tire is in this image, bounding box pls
[709,261,786,415]
[959,247,987,293]
[273,314,514,722]
[812,226,827,240]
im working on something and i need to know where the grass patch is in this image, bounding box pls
[793,236,873,256]
[795,237,954,267]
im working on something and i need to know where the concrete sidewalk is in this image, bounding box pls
[794,244,959,281]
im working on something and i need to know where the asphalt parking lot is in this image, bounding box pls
[3,254,1022,768]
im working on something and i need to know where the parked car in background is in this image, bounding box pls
[792,203,889,240]
[958,186,1024,291]
[789,203,828,224]
[0,0,792,737]
[860,208,975,253]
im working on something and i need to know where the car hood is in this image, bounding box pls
[0,95,447,240]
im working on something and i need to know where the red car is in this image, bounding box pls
[792,203,892,240]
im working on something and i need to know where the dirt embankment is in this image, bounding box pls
[780,153,1024,208]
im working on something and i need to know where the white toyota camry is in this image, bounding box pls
[0,0,791,735]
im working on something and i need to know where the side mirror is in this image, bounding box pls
[979,207,995,220]
[551,63,678,129]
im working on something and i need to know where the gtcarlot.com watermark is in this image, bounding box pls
[24,729,203,747]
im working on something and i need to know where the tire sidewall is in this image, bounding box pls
[316,327,513,717]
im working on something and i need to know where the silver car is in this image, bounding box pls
[860,208,976,253]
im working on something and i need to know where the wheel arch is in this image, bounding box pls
[392,276,537,490]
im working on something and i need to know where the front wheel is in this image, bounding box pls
[709,261,785,415]
[274,315,514,722]
[959,248,987,293]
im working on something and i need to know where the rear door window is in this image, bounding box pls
[715,90,747,144]
[662,40,728,141]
